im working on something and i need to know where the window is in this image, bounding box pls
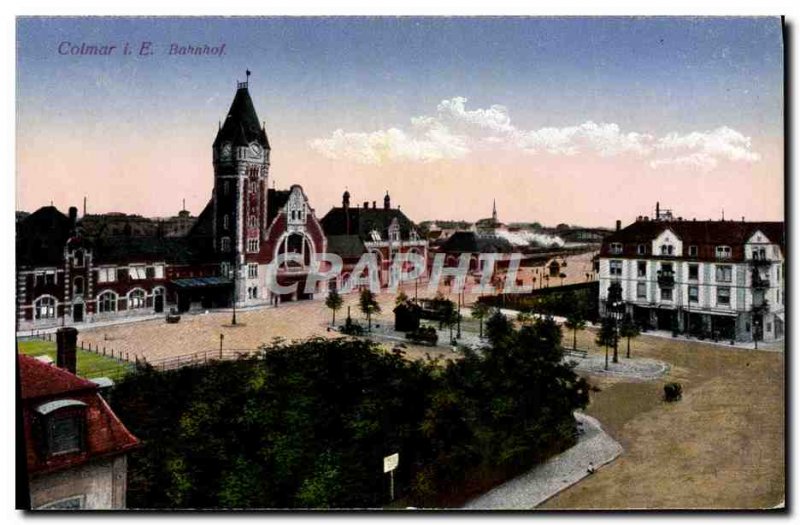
[73,277,84,296]
[223,215,230,230]
[636,282,647,299]
[752,248,767,260]
[688,264,699,281]
[717,286,731,305]
[128,266,147,280]
[247,239,259,253]
[220,262,231,277]
[609,260,623,276]
[220,237,231,252]
[660,288,673,301]
[637,261,647,278]
[45,271,56,286]
[688,285,699,303]
[610,243,623,254]
[248,263,258,279]
[715,265,732,283]
[128,289,146,309]
[38,495,85,510]
[688,245,698,257]
[73,250,84,268]
[35,401,87,458]
[97,267,116,283]
[715,245,732,259]
[660,244,674,256]
[410,230,419,241]
[154,264,165,279]
[637,244,646,255]
[660,262,674,274]
[34,296,56,320]
[97,291,117,313]
[223,181,230,196]
[249,216,257,228]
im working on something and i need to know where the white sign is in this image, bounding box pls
[383,453,399,473]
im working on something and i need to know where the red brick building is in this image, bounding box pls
[15,78,329,330]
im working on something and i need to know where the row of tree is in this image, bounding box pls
[108,312,589,509]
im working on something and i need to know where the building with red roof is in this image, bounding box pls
[19,353,139,509]
[598,203,785,342]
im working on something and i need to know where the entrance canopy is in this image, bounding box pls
[170,276,233,289]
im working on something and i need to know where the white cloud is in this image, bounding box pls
[309,98,760,171]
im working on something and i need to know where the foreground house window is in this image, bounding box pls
[688,245,698,257]
[637,261,647,278]
[688,264,699,281]
[35,400,87,456]
[660,288,673,301]
[716,245,732,259]
[610,243,623,254]
[636,282,647,299]
[609,260,623,276]
[688,285,699,303]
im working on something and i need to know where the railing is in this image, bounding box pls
[137,349,262,372]
[656,271,675,288]
[749,257,772,267]
[751,276,770,289]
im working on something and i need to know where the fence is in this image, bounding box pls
[137,349,263,372]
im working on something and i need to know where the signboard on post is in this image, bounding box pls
[383,452,399,501]
[383,453,399,473]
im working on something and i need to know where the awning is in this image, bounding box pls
[170,276,233,289]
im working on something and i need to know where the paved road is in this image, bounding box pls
[462,412,622,510]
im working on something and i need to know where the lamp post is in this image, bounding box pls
[229,263,238,326]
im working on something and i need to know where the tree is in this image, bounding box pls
[325,288,343,326]
[395,290,409,307]
[358,288,381,331]
[439,298,459,343]
[564,308,587,351]
[618,314,640,359]
[485,309,513,345]
[516,309,534,326]
[595,317,616,370]
[470,301,490,338]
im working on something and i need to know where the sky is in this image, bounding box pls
[16,16,784,227]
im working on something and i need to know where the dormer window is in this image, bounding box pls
[637,244,646,255]
[688,245,698,257]
[752,248,767,260]
[35,400,87,456]
[369,230,381,242]
[610,243,623,254]
[716,245,732,259]
[660,244,674,256]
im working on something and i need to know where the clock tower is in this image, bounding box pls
[212,76,271,302]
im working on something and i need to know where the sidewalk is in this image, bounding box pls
[462,412,623,510]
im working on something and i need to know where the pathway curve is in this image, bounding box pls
[462,412,622,510]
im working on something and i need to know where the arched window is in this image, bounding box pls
[97,291,117,313]
[279,233,313,268]
[128,289,146,309]
[73,276,84,296]
[34,296,56,320]
[73,250,84,268]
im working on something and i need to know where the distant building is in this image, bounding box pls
[15,77,335,331]
[320,191,428,288]
[19,332,139,509]
[597,209,785,342]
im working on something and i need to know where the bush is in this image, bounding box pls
[339,318,364,336]
[406,326,439,346]
[664,382,683,402]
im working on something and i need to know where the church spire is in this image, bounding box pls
[492,199,497,223]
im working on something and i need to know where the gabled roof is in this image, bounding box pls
[267,189,292,225]
[19,354,97,400]
[213,86,270,149]
[321,206,419,242]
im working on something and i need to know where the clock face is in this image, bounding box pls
[250,143,262,157]
[220,142,232,159]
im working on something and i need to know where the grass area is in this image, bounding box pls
[539,327,784,510]
[17,339,134,381]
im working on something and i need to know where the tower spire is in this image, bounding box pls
[492,199,497,223]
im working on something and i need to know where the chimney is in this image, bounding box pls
[363,201,368,209]
[56,327,78,374]
[68,206,78,228]
[615,219,621,232]
[656,201,660,220]
[372,201,376,209]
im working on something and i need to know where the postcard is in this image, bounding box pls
[15,16,785,511]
